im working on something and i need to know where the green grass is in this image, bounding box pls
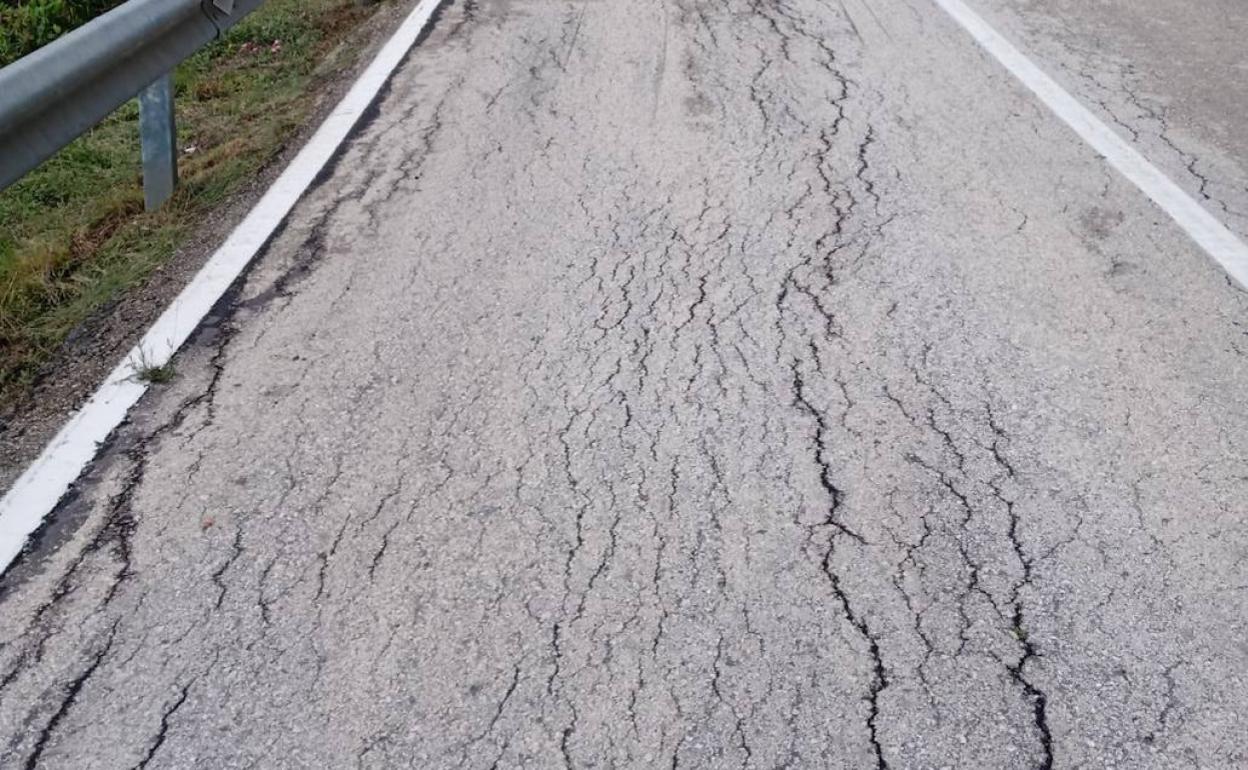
[0,0,389,406]
[133,352,176,384]
[0,1,128,67]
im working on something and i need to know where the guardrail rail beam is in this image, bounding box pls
[0,0,265,207]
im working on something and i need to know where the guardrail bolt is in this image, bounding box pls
[139,73,178,212]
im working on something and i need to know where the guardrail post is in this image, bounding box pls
[138,73,177,211]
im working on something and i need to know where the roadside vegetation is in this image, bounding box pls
[0,0,393,407]
[0,1,127,66]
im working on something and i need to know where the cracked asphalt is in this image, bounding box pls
[2,0,1247,767]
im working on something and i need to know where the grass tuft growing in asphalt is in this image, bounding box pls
[0,0,392,408]
[134,355,176,385]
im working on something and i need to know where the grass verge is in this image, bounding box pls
[0,1,128,67]
[0,0,393,408]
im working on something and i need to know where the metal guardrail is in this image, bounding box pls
[0,0,265,210]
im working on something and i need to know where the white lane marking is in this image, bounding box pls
[0,0,445,575]
[933,0,1248,290]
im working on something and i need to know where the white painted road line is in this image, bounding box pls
[934,0,1248,290]
[0,0,445,575]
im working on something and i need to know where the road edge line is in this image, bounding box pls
[933,0,1248,290]
[0,0,445,575]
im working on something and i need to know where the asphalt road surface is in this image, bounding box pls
[2,0,1247,767]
